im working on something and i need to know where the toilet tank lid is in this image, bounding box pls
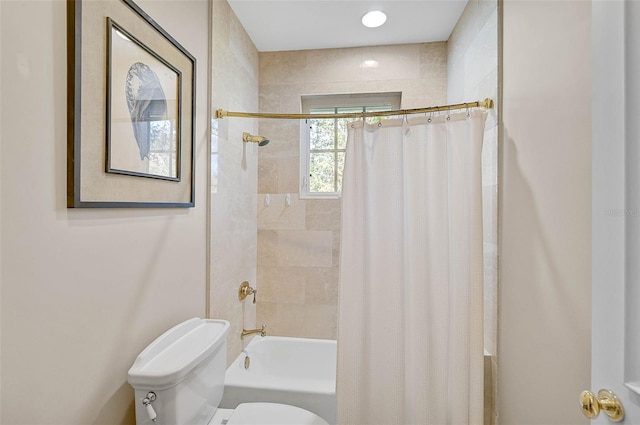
[128,318,230,388]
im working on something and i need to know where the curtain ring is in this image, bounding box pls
[378,122,382,127]
[428,111,433,123]
[466,104,471,118]
[350,123,355,128]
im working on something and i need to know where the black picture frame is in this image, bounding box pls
[67,0,196,207]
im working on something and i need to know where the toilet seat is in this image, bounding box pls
[210,402,329,425]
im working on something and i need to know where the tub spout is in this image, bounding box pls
[241,324,266,339]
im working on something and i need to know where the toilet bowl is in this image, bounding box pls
[128,318,329,425]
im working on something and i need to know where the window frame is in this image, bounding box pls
[299,92,401,200]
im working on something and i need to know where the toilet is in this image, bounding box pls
[128,318,329,425]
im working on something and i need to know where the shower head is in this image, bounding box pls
[242,132,270,146]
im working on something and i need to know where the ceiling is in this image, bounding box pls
[227,1,469,52]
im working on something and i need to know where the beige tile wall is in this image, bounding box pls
[210,0,260,364]
[256,42,448,339]
[448,0,499,358]
[446,1,499,424]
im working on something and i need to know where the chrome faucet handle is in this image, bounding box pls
[260,324,267,336]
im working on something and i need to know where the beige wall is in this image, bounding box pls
[499,1,591,424]
[209,0,259,365]
[0,0,209,424]
[0,1,3,419]
[256,43,447,339]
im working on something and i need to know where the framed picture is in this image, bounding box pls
[67,0,195,207]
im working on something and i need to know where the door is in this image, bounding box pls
[592,1,640,423]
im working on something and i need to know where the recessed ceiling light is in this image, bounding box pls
[361,59,379,68]
[361,11,387,28]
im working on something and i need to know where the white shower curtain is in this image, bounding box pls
[337,110,487,425]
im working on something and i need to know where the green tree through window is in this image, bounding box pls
[303,103,395,197]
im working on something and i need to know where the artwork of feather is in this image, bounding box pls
[125,62,167,160]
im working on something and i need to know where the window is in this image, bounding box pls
[147,119,178,178]
[300,93,401,199]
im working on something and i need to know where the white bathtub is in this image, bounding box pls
[220,336,337,424]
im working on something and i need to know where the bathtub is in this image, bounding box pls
[220,336,337,424]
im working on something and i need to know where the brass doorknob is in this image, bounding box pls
[580,389,624,422]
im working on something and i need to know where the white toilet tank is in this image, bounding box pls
[128,318,230,425]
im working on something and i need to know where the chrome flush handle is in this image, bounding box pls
[142,392,157,422]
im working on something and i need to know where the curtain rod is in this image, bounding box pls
[215,98,494,120]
